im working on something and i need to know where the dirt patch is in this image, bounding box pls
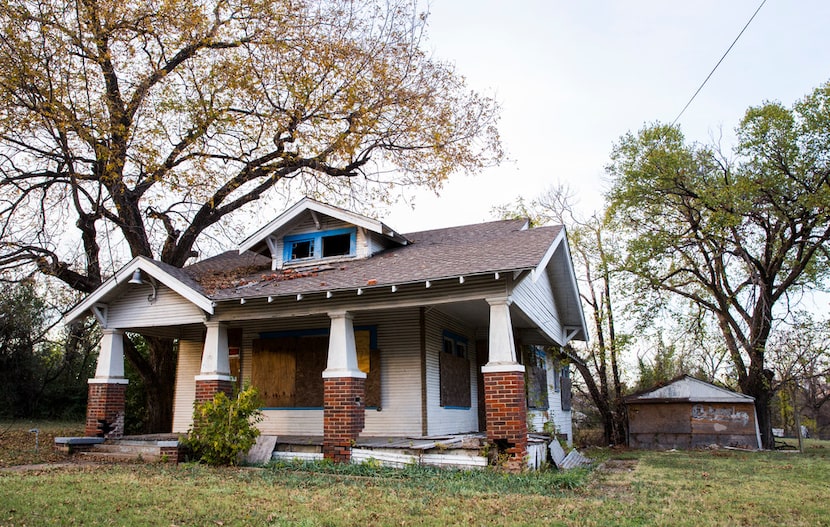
[599,458,639,473]
[0,422,84,468]
[585,458,640,500]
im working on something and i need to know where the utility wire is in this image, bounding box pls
[671,0,768,126]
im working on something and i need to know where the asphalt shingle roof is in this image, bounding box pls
[183,219,563,302]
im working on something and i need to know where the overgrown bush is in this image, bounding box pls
[182,386,263,466]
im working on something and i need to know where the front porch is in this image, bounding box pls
[60,432,556,470]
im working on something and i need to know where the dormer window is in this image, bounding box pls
[283,228,357,263]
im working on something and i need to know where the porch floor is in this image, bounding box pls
[271,433,553,469]
[60,433,554,470]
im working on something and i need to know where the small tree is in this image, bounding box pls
[495,185,629,445]
[606,82,830,447]
[183,386,263,466]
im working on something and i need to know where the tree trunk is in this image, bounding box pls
[143,337,178,433]
[124,336,178,433]
[742,367,775,449]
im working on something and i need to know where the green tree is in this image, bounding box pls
[0,0,501,431]
[606,82,830,448]
[496,185,629,445]
[0,281,96,418]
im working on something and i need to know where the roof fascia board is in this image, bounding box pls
[531,227,565,283]
[63,256,214,325]
[531,227,589,341]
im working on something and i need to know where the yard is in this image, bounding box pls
[1,421,828,526]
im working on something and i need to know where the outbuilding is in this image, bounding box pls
[625,375,762,450]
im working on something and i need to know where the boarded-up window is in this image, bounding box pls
[252,329,380,408]
[560,367,572,411]
[521,345,549,410]
[440,331,471,408]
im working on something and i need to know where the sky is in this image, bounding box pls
[384,0,830,233]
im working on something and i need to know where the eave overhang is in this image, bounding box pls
[63,256,214,326]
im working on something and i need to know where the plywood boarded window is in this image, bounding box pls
[560,367,572,411]
[440,331,471,408]
[521,345,549,410]
[252,329,380,408]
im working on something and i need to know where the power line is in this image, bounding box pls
[671,0,768,127]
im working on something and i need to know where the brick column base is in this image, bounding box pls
[85,382,127,438]
[195,378,234,404]
[483,370,528,471]
[323,377,366,463]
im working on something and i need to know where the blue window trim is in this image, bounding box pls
[283,227,357,263]
[442,330,468,358]
[443,406,472,410]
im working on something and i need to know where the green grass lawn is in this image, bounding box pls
[1,422,828,526]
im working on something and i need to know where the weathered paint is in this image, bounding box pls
[511,270,564,345]
[627,401,760,449]
[424,308,479,436]
[107,283,206,328]
[171,339,202,434]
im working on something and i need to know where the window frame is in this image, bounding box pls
[282,227,357,263]
[440,330,471,409]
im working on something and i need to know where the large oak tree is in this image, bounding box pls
[606,82,830,448]
[0,0,501,431]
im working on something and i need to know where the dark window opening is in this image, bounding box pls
[291,240,313,260]
[521,345,549,410]
[321,233,351,257]
[443,338,454,354]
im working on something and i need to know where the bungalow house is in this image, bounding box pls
[64,198,588,468]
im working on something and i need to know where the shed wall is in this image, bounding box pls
[627,401,760,449]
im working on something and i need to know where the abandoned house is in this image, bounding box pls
[64,198,588,468]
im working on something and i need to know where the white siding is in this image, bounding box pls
[360,309,423,436]
[424,309,479,435]
[172,339,203,433]
[229,309,424,436]
[511,270,564,345]
[107,284,205,329]
[546,353,573,446]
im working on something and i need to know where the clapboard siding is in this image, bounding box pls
[172,339,203,433]
[547,354,573,445]
[360,308,423,435]
[107,285,205,329]
[229,309,423,436]
[511,270,564,344]
[424,309,479,435]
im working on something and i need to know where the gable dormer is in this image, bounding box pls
[238,197,410,270]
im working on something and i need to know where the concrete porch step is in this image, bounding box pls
[79,450,164,463]
[92,442,169,455]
